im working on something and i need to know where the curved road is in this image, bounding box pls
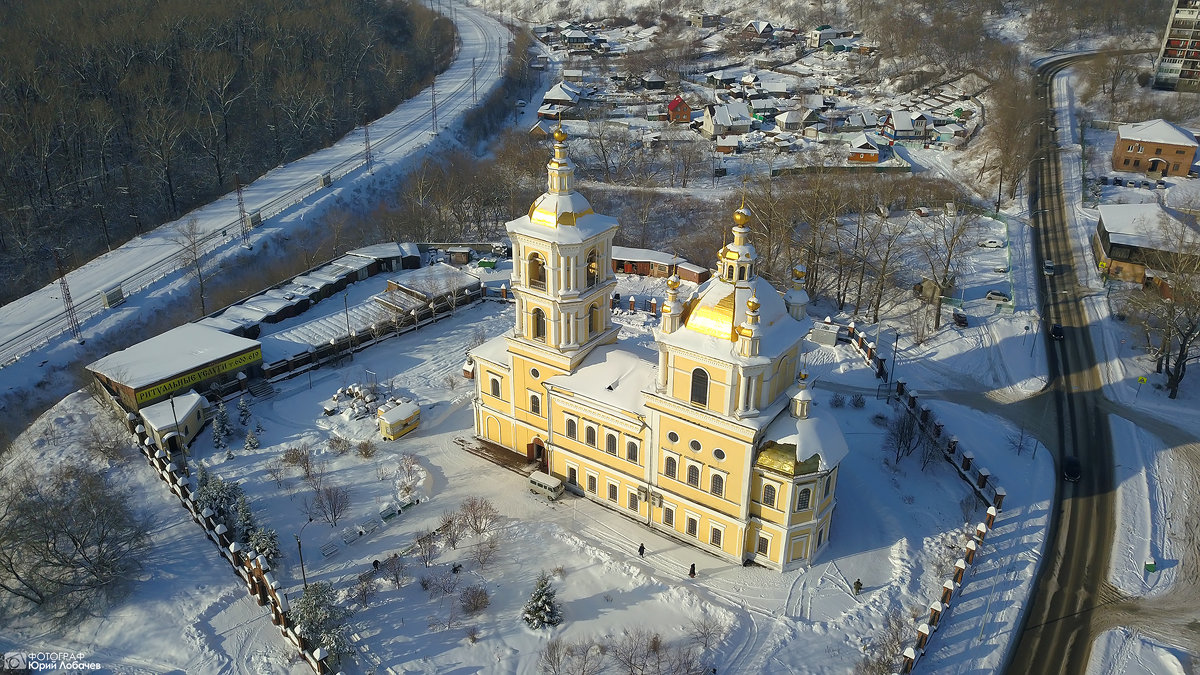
[0,0,510,370]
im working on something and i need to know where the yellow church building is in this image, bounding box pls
[467,128,848,571]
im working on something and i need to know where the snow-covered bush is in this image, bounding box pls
[460,585,489,613]
[243,429,259,453]
[289,581,353,657]
[234,494,256,543]
[522,571,562,629]
[212,402,231,449]
[195,473,245,527]
[249,526,280,563]
[237,397,251,426]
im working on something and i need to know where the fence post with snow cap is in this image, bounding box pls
[954,559,967,585]
[976,467,990,489]
[916,623,931,649]
[903,646,917,673]
[986,506,997,528]
[975,522,988,542]
[941,580,956,605]
[929,601,944,627]
[965,539,978,563]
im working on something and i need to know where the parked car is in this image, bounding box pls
[985,290,1011,302]
[1097,176,1109,186]
[1062,455,1082,482]
[1043,259,1055,276]
[1112,177,1124,186]
[1142,180,1153,189]
[978,238,1005,248]
[952,311,968,327]
[1156,179,1167,190]
[1050,323,1065,341]
[915,206,931,217]
[515,99,527,108]
[993,265,1010,274]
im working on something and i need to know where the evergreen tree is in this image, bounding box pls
[249,527,280,563]
[244,429,259,453]
[213,402,231,449]
[237,397,252,426]
[195,474,245,526]
[291,582,353,657]
[234,495,256,544]
[254,418,264,434]
[522,571,562,629]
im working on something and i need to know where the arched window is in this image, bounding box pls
[823,477,832,498]
[725,265,733,280]
[586,250,599,287]
[665,456,677,478]
[711,474,724,497]
[738,266,746,280]
[490,378,501,398]
[529,394,541,416]
[762,484,776,508]
[528,253,546,289]
[606,434,617,455]
[690,368,709,406]
[687,465,700,487]
[531,308,547,341]
[796,488,811,511]
[626,441,638,463]
[566,419,577,439]
[585,426,597,446]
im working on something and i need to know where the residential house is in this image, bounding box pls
[702,101,754,138]
[743,20,774,40]
[667,96,692,124]
[930,123,966,146]
[802,94,829,111]
[643,72,667,90]
[563,69,585,82]
[1111,119,1198,177]
[1153,0,1200,91]
[716,136,741,154]
[847,133,880,163]
[542,81,582,107]
[691,13,721,28]
[538,104,568,120]
[842,111,878,131]
[1093,202,1200,292]
[707,70,739,88]
[881,110,930,143]
[750,97,781,121]
[563,28,592,47]
[775,108,818,132]
[807,27,838,49]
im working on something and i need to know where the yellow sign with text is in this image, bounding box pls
[135,348,262,406]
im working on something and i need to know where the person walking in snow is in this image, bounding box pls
[689,563,696,578]
[638,543,645,557]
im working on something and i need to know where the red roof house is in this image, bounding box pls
[667,96,691,124]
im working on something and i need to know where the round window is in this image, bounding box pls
[530,368,540,379]
[667,431,679,443]
[690,440,702,452]
[713,448,726,461]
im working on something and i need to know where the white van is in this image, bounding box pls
[528,471,564,500]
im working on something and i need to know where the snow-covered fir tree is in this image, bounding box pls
[212,402,230,449]
[244,429,259,453]
[291,581,353,657]
[234,494,256,544]
[195,474,245,526]
[237,397,252,426]
[521,571,562,629]
[254,418,264,434]
[249,526,280,563]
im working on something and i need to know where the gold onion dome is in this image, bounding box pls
[667,275,681,290]
[554,127,568,143]
[747,296,761,311]
[733,207,751,226]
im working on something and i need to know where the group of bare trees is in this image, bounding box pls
[538,617,726,675]
[0,0,456,306]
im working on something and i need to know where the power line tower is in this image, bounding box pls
[51,247,82,343]
[234,173,250,247]
[363,117,374,174]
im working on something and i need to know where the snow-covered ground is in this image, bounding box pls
[1088,629,1192,675]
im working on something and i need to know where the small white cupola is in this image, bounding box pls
[784,264,809,321]
[660,274,684,334]
[790,386,813,419]
[737,296,762,357]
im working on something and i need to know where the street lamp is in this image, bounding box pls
[295,517,314,589]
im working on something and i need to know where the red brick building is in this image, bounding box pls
[1111,119,1198,177]
[667,96,691,124]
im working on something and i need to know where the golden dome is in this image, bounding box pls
[792,265,806,280]
[683,290,737,340]
[733,207,751,226]
[666,275,680,290]
[747,296,760,311]
[554,127,568,143]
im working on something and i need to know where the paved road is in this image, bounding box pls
[0,0,510,370]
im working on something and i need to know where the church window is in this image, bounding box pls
[663,507,675,527]
[710,474,724,497]
[588,303,599,334]
[710,527,723,547]
[690,439,702,452]
[586,426,597,446]
[762,484,776,508]
[608,483,618,502]
[818,528,824,547]
[490,378,501,398]
[628,493,639,511]
[626,441,639,463]
[587,474,597,493]
[687,465,701,487]
[725,266,733,280]
[796,488,811,511]
[686,517,698,537]
[738,266,746,280]
[567,467,578,485]
[713,448,726,461]
[529,394,541,416]
[824,476,833,498]
[566,418,577,439]
[586,250,599,287]
[667,431,679,443]
[665,456,677,478]
[690,368,709,406]
[606,434,617,455]
[528,253,546,289]
[757,535,769,555]
[531,308,547,341]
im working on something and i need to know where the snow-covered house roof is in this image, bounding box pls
[378,400,420,425]
[544,343,657,417]
[757,394,849,476]
[563,29,590,40]
[88,323,261,391]
[398,242,421,258]
[140,390,206,434]
[745,20,773,35]
[1097,203,1188,251]
[612,246,684,266]
[389,263,481,297]
[850,133,878,151]
[1117,119,1198,147]
[542,82,581,105]
[889,110,914,131]
[667,96,688,112]
[711,101,753,128]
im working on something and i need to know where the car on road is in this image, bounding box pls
[1050,323,1065,340]
[992,265,1009,274]
[1062,455,1081,482]
[985,290,1011,302]
[952,311,968,327]
[515,99,527,108]
[1043,259,1055,276]
[978,238,1005,248]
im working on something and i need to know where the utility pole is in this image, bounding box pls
[431,85,438,133]
[363,117,374,175]
[94,203,111,251]
[472,57,477,103]
[51,247,82,343]
[498,37,503,77]
[123,164,140,234]
[235,173,250,247]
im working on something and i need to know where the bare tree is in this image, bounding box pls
[380,553,406,588]
[415,529,437,567]
[0,461,151,623]
[919,431,941,471]
[353,575,377,607]
[471,536,500,570]
[1008,427,1031,456]
[440,511,464,550]
[313,484,351,527]
[687,614,727,652]
[460,496,499,535]
[172,217,211,316]
[884,408,921,465]
[854,607,908,675]
[915,209,979,330]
